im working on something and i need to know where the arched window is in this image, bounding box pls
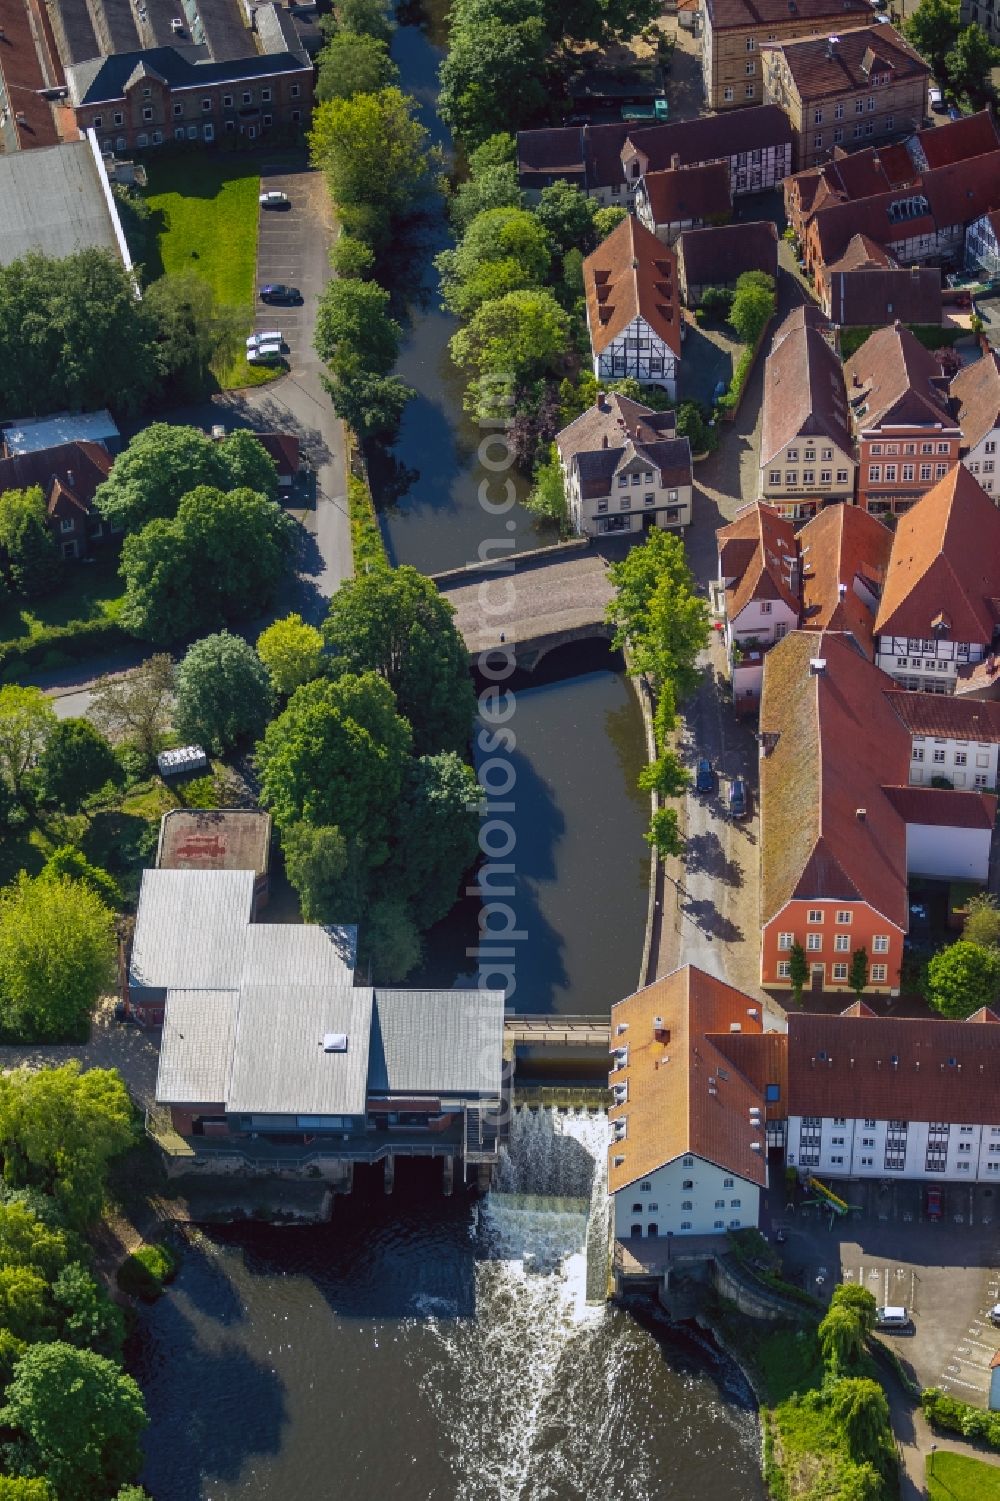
[631,1223,642,1238]
[647,1223,658,1237]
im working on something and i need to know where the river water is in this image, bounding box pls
[134,9,766,1497]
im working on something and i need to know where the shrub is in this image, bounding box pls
[116,1242,179,1301]
[348,473,387,573]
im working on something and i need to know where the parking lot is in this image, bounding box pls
[763,1179,1000,1401]
[252,166,313,368]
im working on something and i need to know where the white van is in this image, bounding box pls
[876,1306,912,1331]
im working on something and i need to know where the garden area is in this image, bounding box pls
[0,555,125,679]
[927,1451,1000,1500]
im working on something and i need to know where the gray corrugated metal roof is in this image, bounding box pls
[227,980,373,1117]
[0,141,124,268]
[130,869,254,995]
[241,922,357,986]
[369,990,505,1100]
[156,989,239,1104]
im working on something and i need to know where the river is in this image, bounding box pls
[134,9,766,1498]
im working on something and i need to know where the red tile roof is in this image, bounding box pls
[828,266,941,328]
[761,306,853,464]
[787,1009,1000,1123]
[0,1,62,150]
[583,214,682,358]
[827,233,893,275]
[608,966,773,1192]
[705,0,870,30]
[678,220,778,289]
[844,322,954,431]
[882,784,997,829]
[915,109,1000,170]
[884,690,1000,742]
[874,464,1000,643]
[622,106,792,176]
[799,503,892,653]
[717,502,798,618]
[763,23,928,99]
[642,161,732,226]
[952,349,1000,452]
[0,440,112,519]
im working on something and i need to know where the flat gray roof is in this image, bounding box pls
[2,409,119,455]
[369,990,505,1100]
[0,138,129,268]
[156,989,239,1105]
[157,808,272,877]
[130,869,255,996]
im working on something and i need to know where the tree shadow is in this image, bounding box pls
[683,830,743,888]
[679,895,744,943]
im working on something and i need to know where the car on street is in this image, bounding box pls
[695,758,716,795]
[925,1187,943,1221]
[259,283,302,304]
[247,342,285,366]
[728,775,749,819]
[247,330,283,350]
[875,1306,913,1331]
[989,1304,1000,1327]
[259,190,289,208]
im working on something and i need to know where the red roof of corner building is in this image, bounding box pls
[0,1,62,150]
[873,465,1000,644]
[786,1009,1000,1123]
[0,440,112,518]
[608,965,777,1194]
[760,305,853,466]
[717,502,799,618]
[764,24,929,99]
[883,689,1000,742]
[642,161,732,225]
[798,504,893,653]
[704,0,870,30]
[914,109,1000,170]
[952,349,1000,452]
[882,784,997,829]
[583,214,682,358]
[759,630,912,931]
[829,267,942,329]
[844,323,955,431]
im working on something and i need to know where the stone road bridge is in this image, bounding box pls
[430,540,615,671]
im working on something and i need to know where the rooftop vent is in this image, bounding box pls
[323,1033,348,1053]
[838,582,847,600]
[810,657,827,675]
[856,807,867,821]
[751,1141,762,1152]
[730,1022,742,1033]
[747,1007,759,1020]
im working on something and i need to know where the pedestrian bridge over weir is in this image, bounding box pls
[430,541,615,671]
[504,1014,611,1049]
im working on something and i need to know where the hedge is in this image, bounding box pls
[347,473,387,574]
[0,618,128,678]
[117,1241,180,1301]
[923,1387,1000,1448]
[839,324,965,360]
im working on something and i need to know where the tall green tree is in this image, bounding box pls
[218,430,280,502]
[174,632,274,752]
[450,288,570,387]
[337,0,394,42]
[904,0,962,81]
[0,1477,54,1500]
[828,1377,892,1465]
[281,823,351,924]
[450,145,522,233]
[118,486,295,643]
[315,278,402,376]
[818,1305,866,1371]
[0,1342,146,1501]
[257,672,412,860]
[0,1064,135,1227]
[40,848,122,912]
[963,893,1000,948]
[729,274,776,345]
[534,182,599,257]
[606,529,708,700]
[0,1202,70,1281]
[364,895,422,981]
[926,939,1000,1017]
[0,688,56,809]
[849,947,869,1004]
[437,207,551,317]
[394,753,481,928]
[0,489,60,600]
[88,655,175,766]
[830,1284,877,1334]
[94,424,228,534]
[52,1263,125,1362]
[257,614,326,696]
[945,24,1000,109]
[143,274,244,399]
[323,566,475,755]
[0,876,116,1042]
[309,88,438,248]
[789,941,808,1004]
[37,719,122,813]
[525,444,569,533]
[317,30,399,100]
[439,11,549,147]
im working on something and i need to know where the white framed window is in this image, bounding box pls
[871,963,887,982]
[291,83,301,98]
[760,601,772,615]
[836,911,852,925]
[834,935,850,952]
[724,87,734,101]
[833,963,848,980]
[806,934,822,951]
[745,84,755,98]
[777,932,793,950]
[807,909,823,923]
[777,960,791,978]
[723,1178,734,1188]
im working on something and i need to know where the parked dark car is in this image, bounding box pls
[728,775,749,819]
[925,1187,943,1221]
[259,283,302,304]
[695,758,715,795]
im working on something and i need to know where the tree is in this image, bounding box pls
[637,751,690,799]
[174,633,274,753]
[450,288,570,387]
[37,719,122,813]
[946,24,1000,109]
[606,529,708,700]
[89,655,175,766]
[830,1283,877,1335]
[324,367,415,440]
[393,753,481,929]
[281,823,350,924]
[309,88,437,249]
[818,1304,866,1370]
[0,250,158,420]
[904,0,962,82]
[0,875,115,1042]
[963,893,1000,948]
[0,1064,135,1228]
[143,275,244,400]
[0,1202,69,1281]
[593,205,628,240]
[926,939,1000,1017]
[93,424,227,534]
[450,162,522,234]
[849,947,868,1004]
[534,182,598,257]
[218,430,280,502]
[645,807,683,858]
[0,1342,146,1501]
[323,566,476,755]
[789,941,808,1004]
[676,401,716,456]
[524,444,570,533]
[0,488,60,600]
[330,233,376,278]
[0,689,56,808]
[437,207,551,317]
[0,1478,54,1500]
[828,1377,891,1464]
[118,486,295,643]
[363,895,422,981]
[317,30,399,100]
[52,1263,125,1361]
[257,672,412,862]
[729,275,776,345]
[0,1268,53,1344]
[315,277,402,376]
[257,614,326,696]
[438,14,549,147]
[337,0,394,42]
[40,848,122,912]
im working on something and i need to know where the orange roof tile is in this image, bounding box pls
[583,214,682,358]
[761,306,853,464]
[799,503,892,653]
[608,966,774,1193]
[717,502,798,618]
[873,465,1000,643]
[952,349,1000,452]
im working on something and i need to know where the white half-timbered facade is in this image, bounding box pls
[583,215,683,400]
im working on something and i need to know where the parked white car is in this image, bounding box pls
[247,330,283,350]
[259,190,289,207]
[247,342,285,366]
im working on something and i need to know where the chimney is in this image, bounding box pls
[635,425,641,438]
[602,435,609,448]
[856,807,867,821]
[597,392,609,412]
[838,582,846,600]
[809,657,827,675]
[671,153,680,170]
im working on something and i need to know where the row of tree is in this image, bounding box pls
[0,1063,150,1501]
[904,0,1000,113]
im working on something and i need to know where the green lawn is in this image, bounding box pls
[0,555,124,646]
[928,1451,1000,1500]
[142,151,280,390]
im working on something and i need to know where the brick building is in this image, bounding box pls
[699,0,871,112]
